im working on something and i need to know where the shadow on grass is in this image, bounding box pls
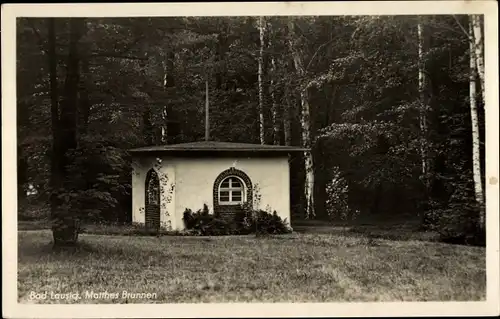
[347,226,440,242]
[18,240,101,262]
[293,224,440,243]
[19,219,440,245]
[18,220,51,231]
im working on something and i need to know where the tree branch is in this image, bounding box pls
[452,15,470,38]
[306,38,337,72]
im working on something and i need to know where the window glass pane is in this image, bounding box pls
[221,179,230,188]
[232,190,242,197]
[232,190,242,202]
[231,179,242,188]
[220,191,230,202]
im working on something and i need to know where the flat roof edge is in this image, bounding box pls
[128,148,310,153]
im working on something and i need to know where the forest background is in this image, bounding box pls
[16,15,487,246]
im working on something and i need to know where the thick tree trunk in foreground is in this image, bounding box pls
[52,18,85,247]
[47,18,62,210]
[258,16,265,145]
[469,19,485,229]
[288,19,315,219]
[48,18,65,245]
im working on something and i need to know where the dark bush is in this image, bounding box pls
[436,205,485,247]
[419,171,486,247]
[183,204,233,236]
[183,205,292,236]
[232,209,292,235]
[233,209,255,235]
[253,210,292,235]
[182,208,197,229]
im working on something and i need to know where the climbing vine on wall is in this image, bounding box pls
[252,183,262,209]
[153,158,174,230]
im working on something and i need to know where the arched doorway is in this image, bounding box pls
[145,169,161,231]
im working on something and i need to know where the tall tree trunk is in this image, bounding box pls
[267,20,280,145]
[143,104,153,145]
[59,19,82,156]
[283,86,292,146]
[418,20,430,190]
[161,50,176,144]
[17,83,30,202]
[283,58,294,146]
[79,57,90,136]
[17,145,28,202]
[469,18,485,229]
[288,19,315,219]
[161,60,167,143]
[52,18,85,247]
[48,18,62,210]
[472,15,485,105]
[47,18,64,245]
[258,16,265,145]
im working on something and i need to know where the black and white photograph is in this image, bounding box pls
[2,1,499,318]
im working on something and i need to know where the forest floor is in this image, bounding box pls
[17,229,485,303]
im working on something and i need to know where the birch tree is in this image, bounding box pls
[468,17,485,228]
[157,48,177,144]
[161,59,168,143]
[283,86,292,146]
[418,20,430,190]
[258,16,265,144]
[287,19,315,218]
[267,19,280,145]
[472,15,485,105]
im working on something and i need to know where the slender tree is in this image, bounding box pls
[472,15,485,105]
[267,19,280,145]
[79,57,91,136]
[418,19,430,190]
[287,19,315,219]
[283,57,293,147]
[161,50,176,144]
[258,16,266,144]
[468,17,485,229]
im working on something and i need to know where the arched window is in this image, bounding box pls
[218,176,245,205]
[213,168,253,214]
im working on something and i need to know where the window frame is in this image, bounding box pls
[218,176,246,206]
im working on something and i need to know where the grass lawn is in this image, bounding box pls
[18,230,485,303]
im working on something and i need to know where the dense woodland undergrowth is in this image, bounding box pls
[17,15,486,246]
